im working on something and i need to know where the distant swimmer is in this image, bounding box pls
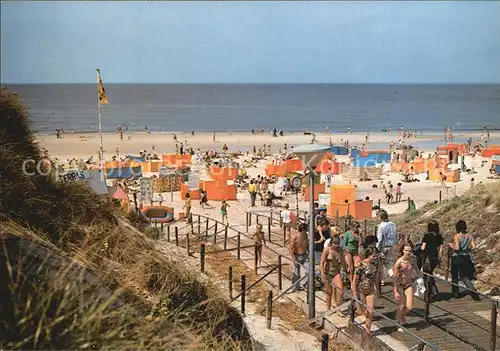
[457,122,461,128]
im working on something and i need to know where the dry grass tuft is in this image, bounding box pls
[0,88,252,350]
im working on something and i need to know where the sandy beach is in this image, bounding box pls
[38,130,499,161]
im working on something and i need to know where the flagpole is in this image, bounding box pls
[97,69,104,171]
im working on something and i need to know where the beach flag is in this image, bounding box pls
[96,69,108,105]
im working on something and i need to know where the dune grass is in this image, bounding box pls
[395,181,500,288]
[0,88,252,350]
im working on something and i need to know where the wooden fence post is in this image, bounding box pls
[278,255,282,290]
[364,220,367,237]
[491,300,497,351]
[167,225,171,242]
[205,217,209,241]
[228,266,233,299]
[268,216,272,242]
[198,215,201,237]
[256,214,259,225]
[237,233,241,260]
[175,226,179,246]
[248,212,252,226]
[408,197,411,210]
[133,192,139,217]
[321,333,329,351]
[266,290,273,329]
[283,225,286,246]
[336,209,339,225]
[213,222,218,244]
[439,190,442,203]
[246,213,249,233]
[241,275,246,315]
[224,226,228,251]
[254,244,259,274]
[160,222,164,237]
[200,243,205,273]
[186,232,190,256]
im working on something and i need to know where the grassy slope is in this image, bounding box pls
[394,182,500,289]
[0,88,251,350]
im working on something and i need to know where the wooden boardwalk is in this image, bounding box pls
[159,213,499,351]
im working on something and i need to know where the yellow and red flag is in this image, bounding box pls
[96,68,108,105]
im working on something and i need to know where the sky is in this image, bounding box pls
[1,1,500,84]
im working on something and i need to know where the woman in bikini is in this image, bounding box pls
[352,246,381,335]
[393,243,421,327]
[320,236,346,309]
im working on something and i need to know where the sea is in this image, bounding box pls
[5,84,500,135]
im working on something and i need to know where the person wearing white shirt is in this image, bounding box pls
[281,204,292,242]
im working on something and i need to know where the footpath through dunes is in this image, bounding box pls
[0,88,253,350]
[162,208,500,351]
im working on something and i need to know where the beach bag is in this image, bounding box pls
[414,278,426,297]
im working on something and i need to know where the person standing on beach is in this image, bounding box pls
[221,200,230,225]
[248,180,257,207]
[289,223,309,292]
[439,172,447,191]
[183,193,192,223]
[213,133,216,143]
[158,193,163,206]
[180,143,184,155]
[200,190,209,209]
[251,224,267,268]
[281,204,292,242]
[395,183,402,202]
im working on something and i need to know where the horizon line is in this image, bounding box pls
[3,82,500,85]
